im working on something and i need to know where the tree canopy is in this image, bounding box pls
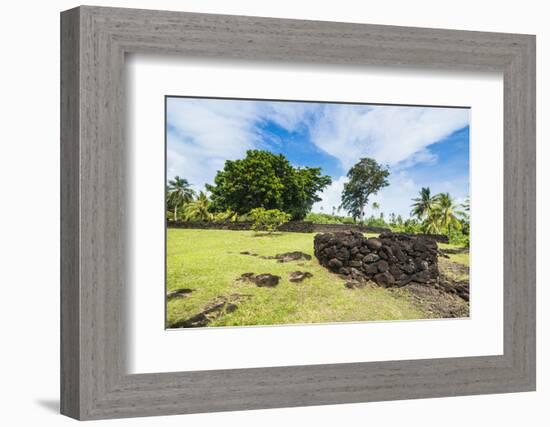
[206,150,332,220]
[340,158,390,221]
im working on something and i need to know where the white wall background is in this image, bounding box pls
[0,0,546,425]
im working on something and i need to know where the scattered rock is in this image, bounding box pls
[166,288,193,300]
[240,250,312,263]
[254,273,281,287]
[289,271,313,282]
[237,272,281,287]
[273,251,312,263]
[438,258,470,301]
[237,272,255,281]
[345,280,366,289]
[168,294,252,328]
[393,283,469,318]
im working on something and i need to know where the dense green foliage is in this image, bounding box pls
[249,208,291,233]
[165,154,469,248]
[183,191,213,221]
[409,188,469,245]
[305,212,355,224]
[341,158,390,221]
[205,150,331,220]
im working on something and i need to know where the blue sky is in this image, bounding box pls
[166,97,470,218]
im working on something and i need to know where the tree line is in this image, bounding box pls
[167,149,469,242]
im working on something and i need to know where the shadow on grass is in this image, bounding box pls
[250,232,285,238]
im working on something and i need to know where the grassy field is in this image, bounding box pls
[438,242,470,266]
[166,229,443,328]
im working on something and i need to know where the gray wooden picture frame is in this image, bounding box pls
[60,5,536,421]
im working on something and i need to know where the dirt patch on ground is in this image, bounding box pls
[237,272,281,287]
[438,258,469,301]
[344,280,377,290]
[389,259,470,318]
[239,251,312,263]
[166,288,193,301]
[168,294,252,328]
[393,282,469,318]
[440,247,469,255]
[439,258,469,281]
[289,271,313,283]
[272,251,312,262]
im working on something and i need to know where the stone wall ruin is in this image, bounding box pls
[314,231,439,287]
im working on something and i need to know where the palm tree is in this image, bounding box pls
[411,187,434,220]
[423,213,441,234]
[167,176,195,221]
[433,192,463,235]
[184,191,213,221]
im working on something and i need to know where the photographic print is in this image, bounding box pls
[165,97,470,328]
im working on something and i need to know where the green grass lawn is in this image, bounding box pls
[437,242,470,266]
[166,229,429,328]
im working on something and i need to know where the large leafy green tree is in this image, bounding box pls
[167,176,195,221]
[340,158,390,222]
[206,150,331,220]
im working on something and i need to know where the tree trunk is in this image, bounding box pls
[174,206,178,222]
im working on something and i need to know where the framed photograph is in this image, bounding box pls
[61,6,536,420]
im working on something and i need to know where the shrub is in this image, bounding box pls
[448,227,470,247]
[362,215,389,228]
[305,212,354,224]
[212,209,238,222]
[249,208,291,233]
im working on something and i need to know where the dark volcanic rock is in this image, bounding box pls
[363,263,378,275]
[314,231,439,287]
[237,272,281,287]
[345,280,367,289]
[273,251,312,262]
[166,288,193,300]
[366,238,383,251]
[328,258,343,270]
[376,260,389,273]
[253,273,281,287]
[168,294,252,328]
[363,253,380,263]
[374,271,396,287]
[289,271,313,282]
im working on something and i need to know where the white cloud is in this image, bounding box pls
[312,169,469,219]
[312,175,347,214]
[309,104,469,170]
[166,98,317,191]
[167,98,260,191]
[167,98,469,217]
